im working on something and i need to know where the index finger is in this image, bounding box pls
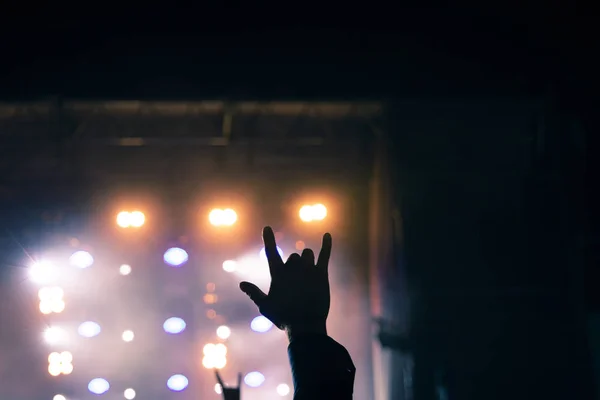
[263,226,283,272]
[215,369,225,387]
[316,232,332,271]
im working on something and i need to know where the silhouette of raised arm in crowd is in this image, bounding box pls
[215,370,241,400]
[239,226,355,399]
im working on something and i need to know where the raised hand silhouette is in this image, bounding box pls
[239,226,332,338]
[215,370,241,400]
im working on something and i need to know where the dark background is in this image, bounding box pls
[1,3,598,400]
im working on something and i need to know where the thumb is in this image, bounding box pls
[239,281,267,306]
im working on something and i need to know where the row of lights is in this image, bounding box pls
[116,203,328,228]
[45,317,270,345]
[54,375,290,399]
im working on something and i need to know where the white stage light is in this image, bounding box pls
[78,321,101,338]
[119,264,132,275]
[53,395,66,400]
[260,246,284,260]
[69,251,94,268]
[216,325,231,340]
[88,378,110,395]
[222,260,237,272]
[244,371,265,388]
[251,316,274,333]
[215,383,223,394]
[167,374,189,391]
[29,261,58,284]
[124,388,136,399]
[277,383,291,396]
[122,330,134,342]
[44,327,67,344]
[163,317,186,334]
[163,247,189,267]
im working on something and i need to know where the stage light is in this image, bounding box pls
[163,317,186,334]
[48,351,73,376]
[216,325,231,340]
[222,260,237,272]
[78,321,101,338]
[124,388,136,399]
[29,261,58,285]
[163,247,189,267]
[44,327,67,345]
[251,316,274,333]
[208,208,237,226]
[167,374,189,392]
[299,203,327,222]
[244,371,265,388]
[117,211,145,228]
[259,246,284,260]
[122,330,135,342]
[215,383,223,394]
[129,211,145,227]
[38,286,65,314]
[202,342,227,369]
[119,264,132,275]
[53,395,66,400]
[277,383,291,396]
[215,343,227,355]
[69,251,94,269]
[88,378,110,395]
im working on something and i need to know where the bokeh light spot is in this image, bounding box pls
[167,374,189,391]
[251,316,274,333]
[163,247,189,267]
[88,378,110,395]
[163,317,186,334]
[244,371,265,388]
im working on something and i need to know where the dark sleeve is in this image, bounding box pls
[288,334,356,400]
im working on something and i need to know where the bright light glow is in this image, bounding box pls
[119,264,132,275]
[88,378,110,395]
[244,371,265,388]
[167,374,189,392]
[208,208,237,226]
[299,203,328,222]
[44,327,67,345]
[259,246,284,260]
[129,211,145,227]
[124,388,136,399]
[215,383,223,394]
[29,261,59,285]
[69,251,94,268]
[38,286,65,314]
[117,212,130,227]
[277,383,291,396]
[122,330,134,342]
[48,351,73,376]
[216,325,231,340]
[202,342,227,369]
[53,395,66,400]
[222,260,237,272]
[163,317,186,334]
[251,315,274,333]
[163,247,189,267]
[78,321,101,338]
[117,211,145,228]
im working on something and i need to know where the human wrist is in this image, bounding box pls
[285,321,327,342]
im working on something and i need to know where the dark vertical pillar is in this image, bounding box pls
[388,99,593,400]
[369,126,411,400]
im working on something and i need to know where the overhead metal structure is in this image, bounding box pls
[0,100,383,186]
